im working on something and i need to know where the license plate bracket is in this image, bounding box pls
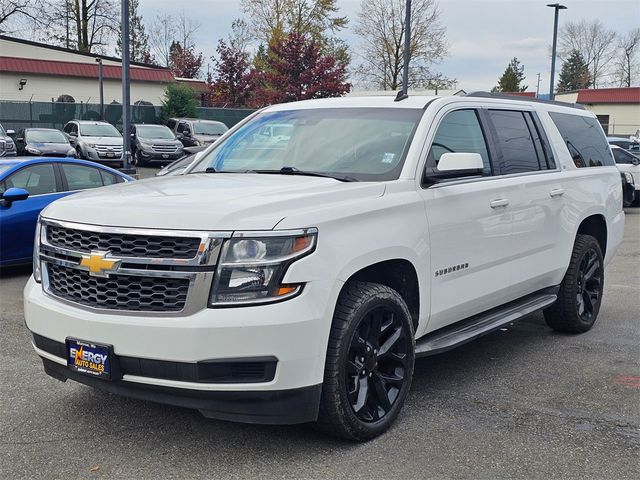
[66,338,116,380]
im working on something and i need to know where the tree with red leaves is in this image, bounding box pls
[168,41,204,79]
[207,39,252,107]
[250,33,350,107]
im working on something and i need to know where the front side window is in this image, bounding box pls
[488,110,542,175]
[79,123,121,137]
[549,112,615,168]
[613,148,638,165]
[191,108,423,182]
[61,164,107,190]
[427,109,491,175]
[4,164,58,195]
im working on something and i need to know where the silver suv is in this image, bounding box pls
[0,123,17,157]
[63,120,123,165]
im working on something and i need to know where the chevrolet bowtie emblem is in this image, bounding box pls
[79,251,121,277]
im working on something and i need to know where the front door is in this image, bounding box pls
[417,108,515,334]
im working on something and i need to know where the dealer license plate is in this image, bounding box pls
[66,338,112,380]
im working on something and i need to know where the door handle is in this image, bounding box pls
[490,199,509,208]
[550,188,565,198]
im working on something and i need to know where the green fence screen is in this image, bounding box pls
[0,101,255,133]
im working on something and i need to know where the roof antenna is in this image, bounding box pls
[395,0,412,102]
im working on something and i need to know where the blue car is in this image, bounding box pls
[0,157,133,267]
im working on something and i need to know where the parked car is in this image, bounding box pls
[26,93,624,441]
[0,157,133,267]
[0,123,17,157]
[167,118,228,147]
[63,120,124,165]
[14,128,75,157]
[156,149,205,177]
[611,145,640,206]
[608,136,640,151]
[130,124,184,167]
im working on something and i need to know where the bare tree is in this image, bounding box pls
[558,19,617,88]
[353,0,449,91]
[240,0,347,43]
[228,18,252,53]
[613,28,640,87]
[40,0,119,52]
[0,0,41,33]
[149,11,200,67]
[149,13,177,67]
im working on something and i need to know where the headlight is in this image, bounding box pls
[85,143,95,148]
[140,142,152,149]
[624,172,634,185]
[33,219,42,283]
[209,229,317,306]
[26,146,42,155]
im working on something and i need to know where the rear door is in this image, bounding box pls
[484,108,568,299]
[418,107,515,333]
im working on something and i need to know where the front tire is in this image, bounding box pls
[544,234,604,333]
[316,281,415,441]
[75,146,84,159]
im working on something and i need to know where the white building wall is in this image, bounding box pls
[0,72,167,104]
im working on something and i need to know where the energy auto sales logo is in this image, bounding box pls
[69,346,108,374]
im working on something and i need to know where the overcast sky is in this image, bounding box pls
[138,0,640,94]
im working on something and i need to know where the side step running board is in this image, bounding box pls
[415,292,557,357]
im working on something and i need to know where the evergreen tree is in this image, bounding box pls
[495,57,527,92]
[557,49,592,92]
[116,0,153,63]
[160,83,197,123]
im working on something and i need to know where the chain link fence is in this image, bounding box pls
[0,101,255,132]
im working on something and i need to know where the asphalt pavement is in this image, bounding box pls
[1,169,638,479]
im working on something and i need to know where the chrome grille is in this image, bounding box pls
[94,144,123,157]
[47,224,201,259]
[152,144,179,153]
[47,263,189,312]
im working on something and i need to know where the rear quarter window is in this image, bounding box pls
[549,112,615,168]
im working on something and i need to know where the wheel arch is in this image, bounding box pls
[576,214,607,257]
[342,258,421,331]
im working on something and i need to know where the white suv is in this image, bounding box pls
[25,93,624,441]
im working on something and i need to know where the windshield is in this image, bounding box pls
[0,125,6,136]
[193,122,228,135]
[26,129,68,144]
[190,108,423,181]
[79,123,121,137]
[137,125,175,140]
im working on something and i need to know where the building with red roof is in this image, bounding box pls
[0,35,174,105]
[556,87,640,136]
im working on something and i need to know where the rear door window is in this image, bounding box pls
[549,112,615,168]
[60,164,107,191]
[487,110,543,175]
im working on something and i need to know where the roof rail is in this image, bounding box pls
[464,91,585,110]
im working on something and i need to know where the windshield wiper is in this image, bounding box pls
[256,166,357,182]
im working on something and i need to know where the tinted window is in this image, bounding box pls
[177,122,188,133]
[488,110,541,174]
[612,148,638,165]
[61,164,106,190]
[550,112,615,167]
[5,164,58,195]
[193,122,228,135]
[428,109,491,175]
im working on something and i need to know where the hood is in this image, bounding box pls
[83,136,122,145]
[42,174,386,231]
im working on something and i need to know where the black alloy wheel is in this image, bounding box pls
[576,247,601,323]
[346,306,410,422]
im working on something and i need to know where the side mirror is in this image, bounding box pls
[1,187,29,207]
[68,131,77,137]
[130,133,135,138]
[425,153,484,183]
[632,158,640,166]
[6,129,15,136]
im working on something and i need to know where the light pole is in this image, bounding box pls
[547,3,567,101]
[120,0,132,171]
[95,58,104,120]
[396,0,412,101]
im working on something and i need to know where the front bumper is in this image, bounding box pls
[138,148,182,161]
[24,277,331,424]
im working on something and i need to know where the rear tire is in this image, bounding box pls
[75,146,84,159]
[544,234,604,333]
[316,281,415,441]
